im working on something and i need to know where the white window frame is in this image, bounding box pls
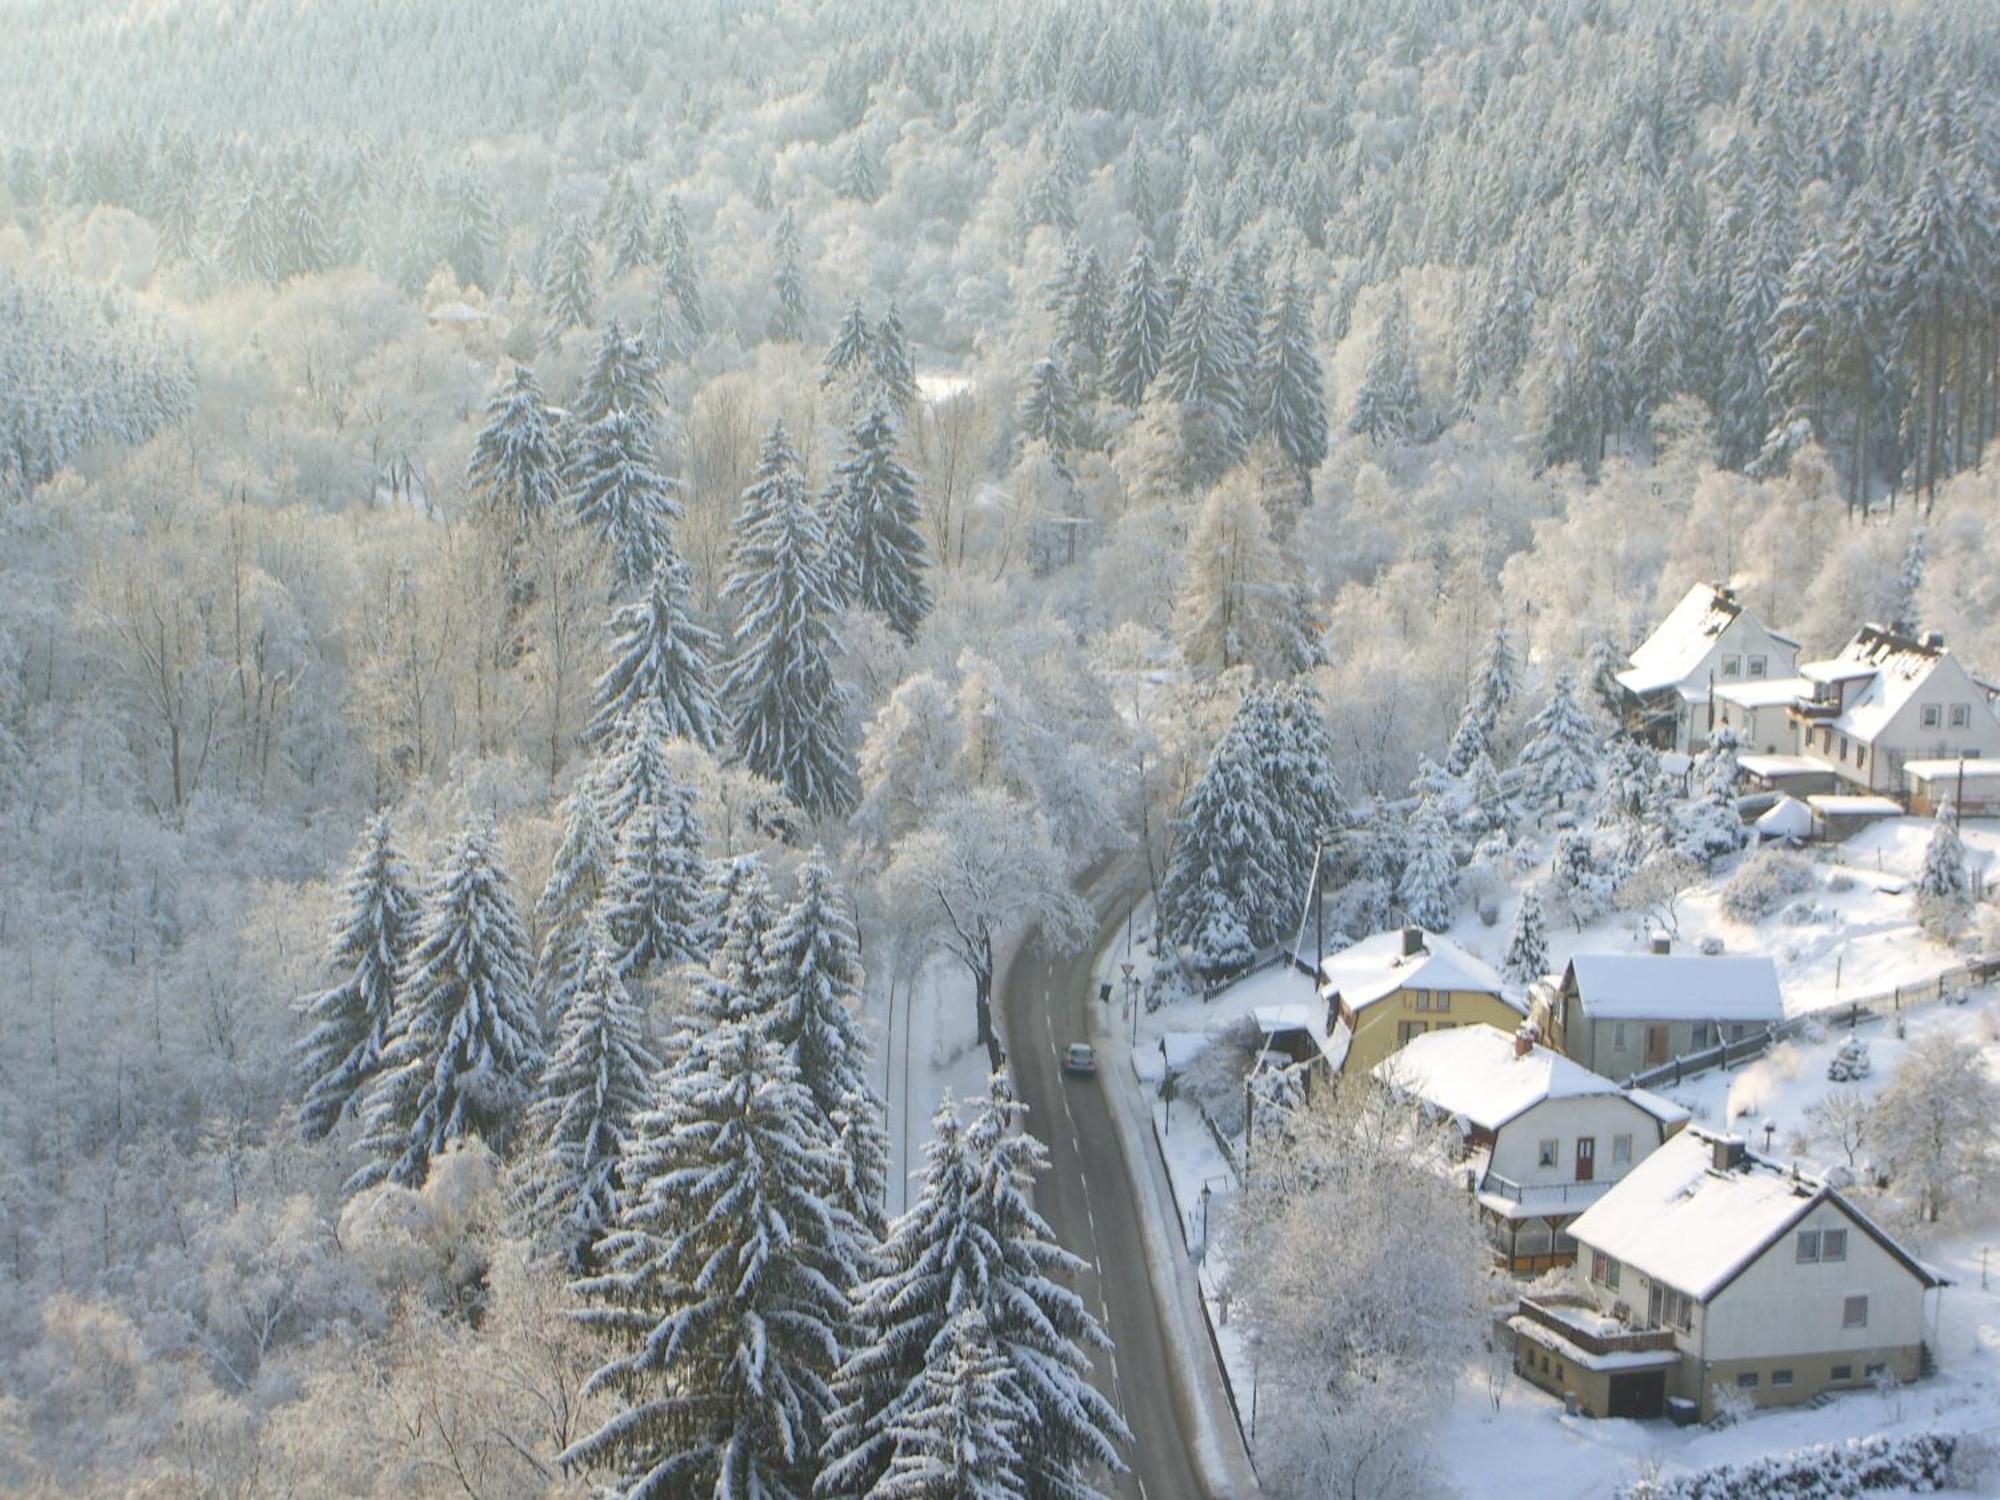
[1748,655,1768,679]
[1950,703,1971,728]
[1843,1295,1868,1328]
[1796,1230,1820,1264]
[1922,704,1941,729]
[1821,1228,1846,1262]
[1538,1138,1559,1169]
[1722,654,1743,678]
[1611,1133,1633,1164]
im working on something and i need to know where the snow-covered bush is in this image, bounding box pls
[1779,899,1836,926]
[1720,849,1815,923]
[1826,1034,1871,1082]
[1618,1432,1957,1499]
[1178,1018,1264,1138]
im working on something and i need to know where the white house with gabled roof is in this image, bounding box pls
[1510,1130,1945,1420]
[1789,624,2000,794]
[1615,583,1800,753]
[1376,1023,1687,1273]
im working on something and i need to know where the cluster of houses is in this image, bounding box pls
[1206,924,1947,1423]
[1615,581,2000,826]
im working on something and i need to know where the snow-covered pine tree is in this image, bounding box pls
[658,193,705,344]
[721,422,860,820]
[541,212,598,345]
[1349,289,1422,444]
[692,853,780,1026]
[821,1083,1127,1500]
[769,205,812,344]
[565,1015,849,1499]
[585,553,722,751]
[602,780,705,983]
[467,365,566,536]
[1470,627,1520,743]
[1443,706,1489,779]
[350,817,542,1191]
[1502,890,1549,987]
[296,813,419,1142]
[839,137,882,203]
[1157,268,1247,468]
[534,788,614,1023]
[593,698,684,835]
[763,850,887,1240]
[565,406,682,593]
[1675,727,1748,864]
[1253,274,1328,497]
[1517,669,1601,810]
[872,1307,1027,1500]
[605,173,656,280]
[572,320,667,434]
[823,297,873,390]
[870,304,918,416]
[1108,238,1170,408]
[1397,797,1458,931]
[831,403,932,643]
[518,917,658,1269]
[1915,810,1971,932]
[1018,350,1079,466]
[1056,246,1110,395]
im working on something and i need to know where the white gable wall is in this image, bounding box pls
[1802,655,2000,792]
[1488,1093,1674,1191]
[1702,1199,1926,1363]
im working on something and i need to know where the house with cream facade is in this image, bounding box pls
[1614,583,1800,753]
[1315,927,1526,1079]
[1509,1132,1944,1420]
[1789,625,2000,794]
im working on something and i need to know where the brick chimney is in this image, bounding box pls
[1513,1022,1538,1059]
[1401,926,1426,958]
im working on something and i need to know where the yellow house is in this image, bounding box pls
[1319,927,1526,1078]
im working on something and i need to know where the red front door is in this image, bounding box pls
[1575,1137,1595,1182]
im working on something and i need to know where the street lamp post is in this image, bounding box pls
[1199,1181,1212,1258]
[1122,961,1138,1049]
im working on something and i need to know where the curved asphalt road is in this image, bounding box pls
[1001,925,1209,1500]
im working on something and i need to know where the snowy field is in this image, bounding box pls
[865,950,993,1216]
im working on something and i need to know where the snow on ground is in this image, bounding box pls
[864,950,992,1216]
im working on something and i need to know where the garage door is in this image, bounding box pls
[1607,1370,1667,1419]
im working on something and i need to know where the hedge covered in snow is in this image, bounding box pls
[1619,1432,1958,1499]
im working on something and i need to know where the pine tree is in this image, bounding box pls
[467,366,566,536]
[1470,628,1520,742]
[764,850,887,1238]
[1157,268,1247,461]
[566,1017,849,1498]
[605,173,656,279]
[840,137,882,203]
[722,423,860,820]
[603,781,706,982]
[541,213,598,345]
[1517,670,1601,810]
[658,193,706,344]
[1018,350,1079,464]
[296,814,419,1142]
[770,206,812,344]
[519,918,658,1269]
[1252,275,1328,495]
[1397,797,1457,931]
[692,855,780,1026]
[1349,290,1422,443]
[534,788,615,1023]
[594,698,685,835]
[832,403,933,643]
[1107,238,1170,408]
[573,321,667,434]
[873,1308,1027,1500]
[586,554,722,751]
[870,304,918,416]
[1917,813,1971,906]
[822,1083,1127,1500]
[1502,891,1549,987]
[351,818,542,1191]
[565,407,681,593]
[1052,245,1110,395]
[442,170,500,290]
[823,298,873,390]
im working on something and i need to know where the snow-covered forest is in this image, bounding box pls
[1,0,1998,1495]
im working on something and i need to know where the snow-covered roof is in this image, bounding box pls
[1616,584,1748,697]
[1755,795,1815,839]
[1565,953,1783,1022]
[1805,625,1990,744]
[1159,1032,1210,1074]
[1738,753,1826,780]
[1376,1023,1687,1132]
[1807,794,1903,817]
[1569,1132,1943,1300]
[1253,1003,1315,1035]
[1715,676,1811,709]
[1903,758,2000,781]
[1319,929,1517,1014]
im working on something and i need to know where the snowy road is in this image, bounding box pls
[1001,918,1211,1500]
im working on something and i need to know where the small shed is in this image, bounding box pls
[1806,793,1904,841]
[1903,758,2000,818]
[1754,794,1814,843]
[1738,753,1840,799]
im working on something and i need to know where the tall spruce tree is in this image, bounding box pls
[1503,891,1550,988]
[296,814,420,1142]
[1157,267,1247,461]
[871,304,918,415]
[1350,290,1422,443]
[602,780,706,983]
[518,918,658,1269]
[1018,350,1080,464]
[770,205,812,344]
[566,407,682,593]
[872,1308,1026,1500]
[595,698,685,834]
[831,403,932,642]
[722,423,860,820]
[467,366,566,536]
[566,1016,850,1499]
[541,213,598,345]
[534,788,615,1023]
[1108,238,1170,408]
[573,321,667,434]
[658,193,705,344]
[350,818,542,1191]
[586,554,722,751]
[823,298,873,390]
[1253,275,1328,495]
[1396,797,1458,931]
[1517,669,1601,810]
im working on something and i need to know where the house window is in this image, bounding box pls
[1821,1229,1847,1262]
[1612,1133,1633,1164]
[1538,1139,1560,1168]
[1922,704,1941,729]
[1843,1296,1869,1328]
[1396,1021,1429,1046]
[1796,1230,1821,1264]
[1413,991,1451,1013]
[1692,1023,1711,1049]
[1951,704,1971,728]
[1591,1251,1609,1283]
[1722,655,1742,678]
[1728,1024,1746,1042]
[1735,1371,1759,1390]
[1614,1023,1629,1051]
[1749,655,1768,678]
[1648,1284,1694,1332]
[1773,1369,1794,1389]
[1856,745,1866,769]
[1840,735,1851,760]
[1831,1364,1854,1382]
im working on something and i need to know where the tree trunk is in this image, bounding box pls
[972,931,1003,1074]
